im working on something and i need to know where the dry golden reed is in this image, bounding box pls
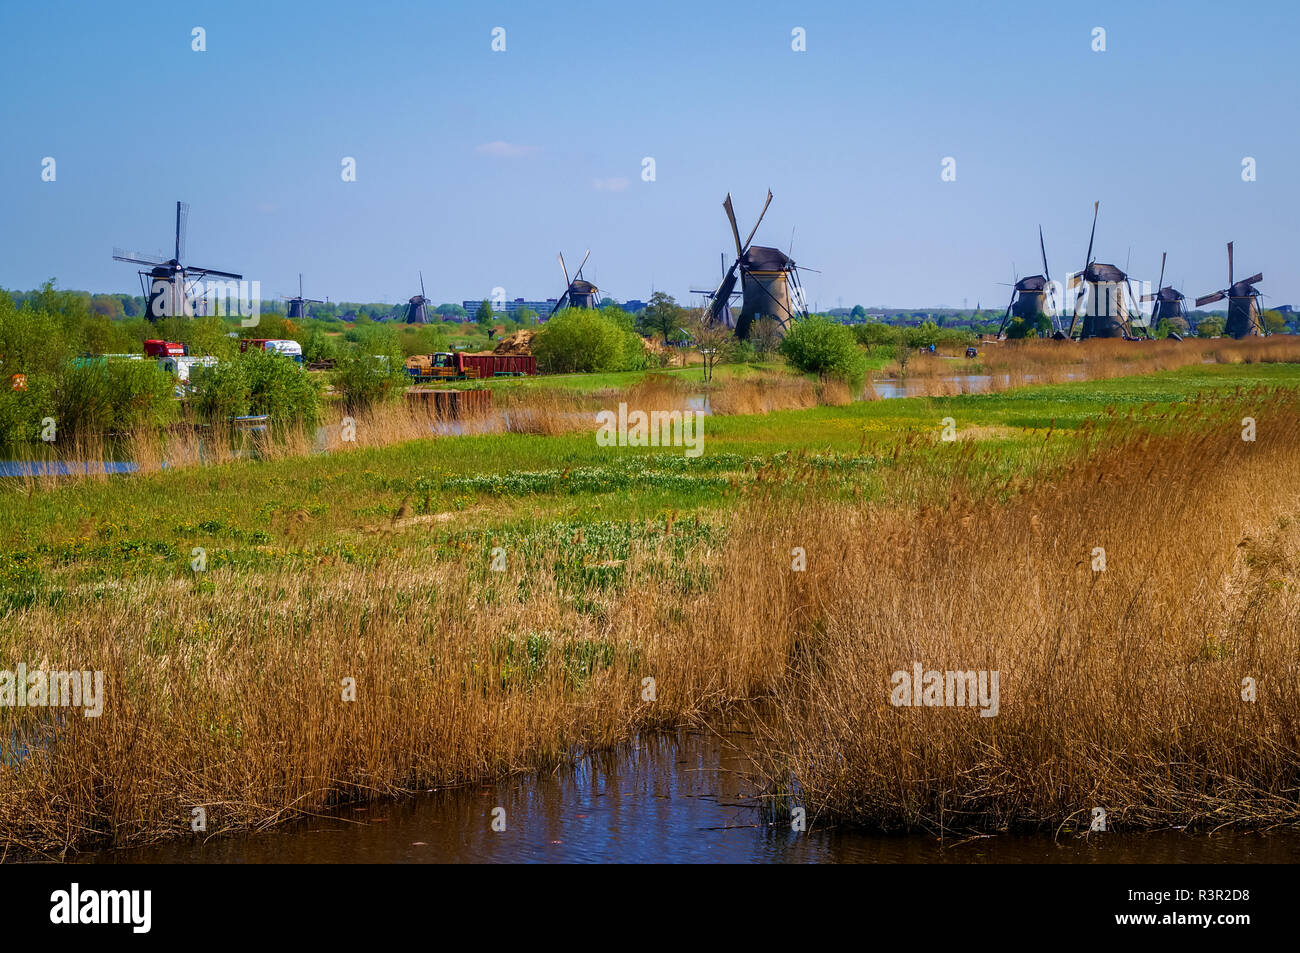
[745,391,1300,833]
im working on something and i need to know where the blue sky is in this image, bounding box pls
[1,0,1296,311]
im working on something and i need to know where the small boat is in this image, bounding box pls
[231,415,270,433]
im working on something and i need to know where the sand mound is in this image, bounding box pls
[494,330,537,355]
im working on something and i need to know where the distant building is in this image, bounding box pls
[462,297,558,319]
[620,299,647,313]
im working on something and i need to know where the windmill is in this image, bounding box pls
[1139,253,1190,338]
[113,201,242,321]
[699,191,809,340]
[1195,242,1264,339]
[550,251,599,315]
[405,271,432,323]
[282,274,323,320]
[997,226,1059,338]
[1066,202,1144,340]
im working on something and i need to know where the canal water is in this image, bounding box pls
[75,723,1298,864]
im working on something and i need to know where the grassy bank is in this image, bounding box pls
[1,362,1299,852]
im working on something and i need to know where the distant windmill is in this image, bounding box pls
[113,201,242,321]
[700,191,809,340]
[997,226,1059,339]
[282,274,323,320]
[1195,242,1265,339]
[1140,253,1189,338]
[406,271,432,324]
[550,251,600,315]
[1066,202,1144,340]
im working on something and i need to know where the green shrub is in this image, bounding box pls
[190,359,250,423]
[332,352,408,412]
[301,325,341,364]
[852,321,899,352]
[779,315,867,388]
[332,325,409,412]
[532,308,640,374]
[730,339,759,364]
[241,350,321,429]
[56,360,178,436]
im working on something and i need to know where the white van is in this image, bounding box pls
[264,339,303,362]
[161,355,219,383]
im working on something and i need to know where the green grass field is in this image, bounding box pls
[1,362,1295,606]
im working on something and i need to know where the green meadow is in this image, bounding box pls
[2,362,1294,605]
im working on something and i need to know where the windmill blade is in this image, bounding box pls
[740,190,774,253]
[1067,269,1087,339]
[573,249,591,279]
[1239,272,1263,287]
[420,270,426,299]
[299,273,304,298]
[1083,201,1098,273]
[305,298,324,304]
[549,290,570,316]
[1227,241,1234,286]
[1196,291,1226,307]
[187,266,242,280]
[1141,253,1167,309]
[175,201,189,262]
[557,253,571,288]
[1038,235,1058,317]
[113,248,168,266]
[721,194,743,259]
[997,287,1017,337]
[706,265,739,322]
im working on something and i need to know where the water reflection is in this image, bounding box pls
[77,725,1298,864]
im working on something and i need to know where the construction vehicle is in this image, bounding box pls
[405,352,535,382]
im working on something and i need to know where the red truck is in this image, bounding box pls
[144,340,186,358]
[406,352,536,381]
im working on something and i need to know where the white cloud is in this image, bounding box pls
[474,141,540,158]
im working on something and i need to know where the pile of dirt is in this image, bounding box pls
[493,329,536,355]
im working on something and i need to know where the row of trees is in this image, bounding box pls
[0,282,425,441]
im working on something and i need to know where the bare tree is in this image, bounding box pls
[684,308,732,383]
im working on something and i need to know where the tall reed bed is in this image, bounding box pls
[745,390,1300,832]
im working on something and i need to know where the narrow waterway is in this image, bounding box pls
[74,723,1298,864]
